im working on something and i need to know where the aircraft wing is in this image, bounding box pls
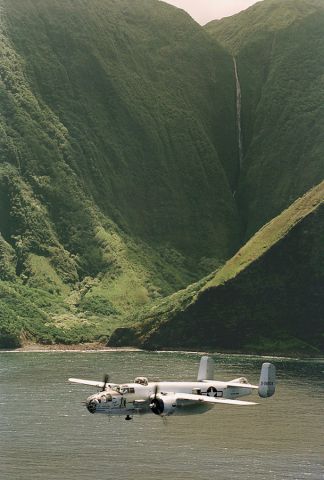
[68,378,107,388]
[174,393,258,406]
[226,382,258,389]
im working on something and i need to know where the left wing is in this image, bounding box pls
[174,393,258,406]
[68,378,117,388]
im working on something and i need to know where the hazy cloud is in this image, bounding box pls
[162,0,262,24]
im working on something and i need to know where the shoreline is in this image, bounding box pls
[1,342,323,360]
[0,342,142,353]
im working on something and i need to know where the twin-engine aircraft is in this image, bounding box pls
[69,356,276,420]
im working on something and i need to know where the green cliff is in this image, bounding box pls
[207,0,324,238]
[0,0,323,352]
[0,0,239,346]
[110,181,324,354]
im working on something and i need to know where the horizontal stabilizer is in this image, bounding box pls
[227,382,258,389]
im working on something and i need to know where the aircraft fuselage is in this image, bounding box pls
[86,381,252,417]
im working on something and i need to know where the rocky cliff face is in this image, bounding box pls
[207,0,324,239]
[0,0,323,351]
[0,0,240,345]
[110,182,324,354]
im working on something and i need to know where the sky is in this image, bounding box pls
[162,0,262,25]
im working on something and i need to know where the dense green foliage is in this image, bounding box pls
[2,0,239,256]
[0,0,323,353]
[110,182,324,354]
[0,0,240,347]
[207,0,324,238]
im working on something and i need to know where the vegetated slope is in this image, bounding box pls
[109,181,324,354]
[0,0,240,346]
[2,0,239,259]
[206,0,324,239]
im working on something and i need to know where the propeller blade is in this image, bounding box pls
[149,384,157,406]
[150,384,164,415]
[101,373,110,391]
[153,384,158,400]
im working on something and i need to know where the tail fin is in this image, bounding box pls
[197,356,214,381]
[258,363,276,398]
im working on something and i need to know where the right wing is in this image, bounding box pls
[174,393,258,406]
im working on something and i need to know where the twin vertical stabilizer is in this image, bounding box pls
[197,356,214,381]
[258,362,276,397]
[197,357,276,399]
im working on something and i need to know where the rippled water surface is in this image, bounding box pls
[0,351,323,479]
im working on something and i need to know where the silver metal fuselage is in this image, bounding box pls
[86,381,252,417]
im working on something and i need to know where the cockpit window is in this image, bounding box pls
[119,386,135,394]
[114,386,135,395]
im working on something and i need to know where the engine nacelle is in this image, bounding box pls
[150,394,177,416]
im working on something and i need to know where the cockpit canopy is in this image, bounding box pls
[134,376,148,386]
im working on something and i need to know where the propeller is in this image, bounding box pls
[152,384,158,400]
[150,384,164,415]
[101,373,110,391]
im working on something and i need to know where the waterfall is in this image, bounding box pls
[233,57,243,169]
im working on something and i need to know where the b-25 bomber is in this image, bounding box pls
[69,356,276,421]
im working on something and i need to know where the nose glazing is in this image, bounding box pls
[86,396,99,414]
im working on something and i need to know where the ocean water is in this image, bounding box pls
[0,350,323,479]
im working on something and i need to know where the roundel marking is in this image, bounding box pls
[207,386,217,397]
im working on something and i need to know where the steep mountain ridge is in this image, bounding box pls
[0,0,323,351]
[206,0,324,238]
[0,0,239,346]
[206,0,324,54]
[2,0,239,258]
[110,181,324,354]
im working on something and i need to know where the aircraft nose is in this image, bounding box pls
[86,396,99,414]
